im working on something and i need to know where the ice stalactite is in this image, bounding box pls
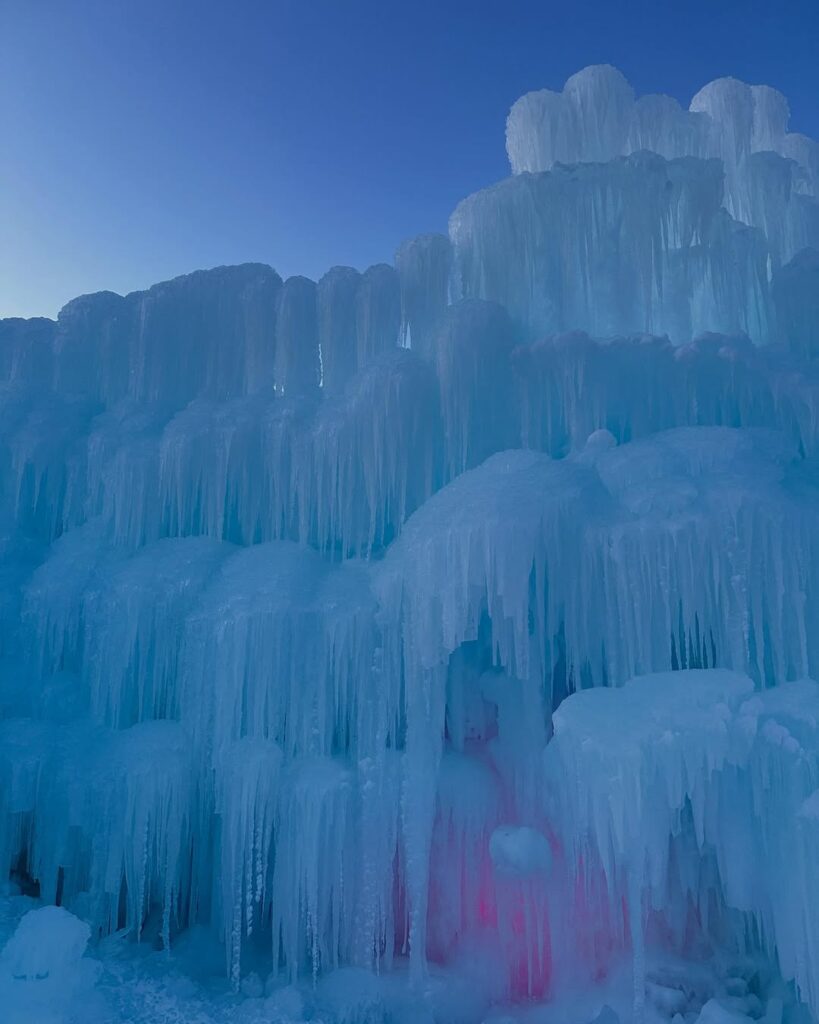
[433,301,518,477]
[307,348,440,556]
[54,292,131,402]
[271,757,354,982]
[513,331,819,459]
[395,233,452,357]
[355,264,401,368]
[214,737,283,986]
[505,65,637,176]
[0,317,56,388]
[318,267,361,395]
[275,276,321,398]
[450,151,774,344]
[130,264,282,407]
[380,428,819,704]
[773,247,819,358]
[427,752,503,962]
[82,538,227,727]
[179,541,383,764]
[52,265,283,410]
[0,718,192,947]
[546,672,819,1021]
[349,749,401,972]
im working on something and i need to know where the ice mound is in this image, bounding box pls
[0,906,100,1023]
[489,825,552,880]
[1,904,91,980]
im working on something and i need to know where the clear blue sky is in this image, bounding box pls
[1,0,817,319]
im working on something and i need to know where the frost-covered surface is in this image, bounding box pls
[1,65,819,1024]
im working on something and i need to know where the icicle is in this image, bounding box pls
[318,266,361,394]
[275,275,320,397]
[395,233,452,358]
[130,264,281,406]
[214,737,282,987]
[546,672,819,1018]
[433,300,518,478]
[355,264,401,367]
[271,757,354,982]
[773,247,819,358]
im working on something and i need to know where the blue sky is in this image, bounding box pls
[2,0,817,319]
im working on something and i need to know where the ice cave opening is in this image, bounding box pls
[1,63,819,1024]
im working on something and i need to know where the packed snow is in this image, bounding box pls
[1,64,819,1024]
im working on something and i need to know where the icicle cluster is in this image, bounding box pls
[546,671,819,1016]
[505,66,819,264]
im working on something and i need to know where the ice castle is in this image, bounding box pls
[1,65,819,1024]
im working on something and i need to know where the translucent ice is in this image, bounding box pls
[546,671,819,1019]
[497,67,819,343]
[506,67,819,265]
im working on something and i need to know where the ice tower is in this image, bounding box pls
[1,65,819,1024]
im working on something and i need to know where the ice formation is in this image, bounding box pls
[0,905,101,1023]
[1,64,819,1024]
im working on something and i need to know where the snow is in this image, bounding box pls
[0,906,101,1023]
[2,905,90,980]
[1,61,819,1024]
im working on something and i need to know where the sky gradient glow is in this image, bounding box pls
[2,0,818,319]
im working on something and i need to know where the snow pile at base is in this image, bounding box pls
[0,906,101,1023]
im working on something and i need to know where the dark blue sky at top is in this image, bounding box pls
[1,0,817,318]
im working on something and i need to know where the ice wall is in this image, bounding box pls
[450,152,774,343]
[1,63,819,1023]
